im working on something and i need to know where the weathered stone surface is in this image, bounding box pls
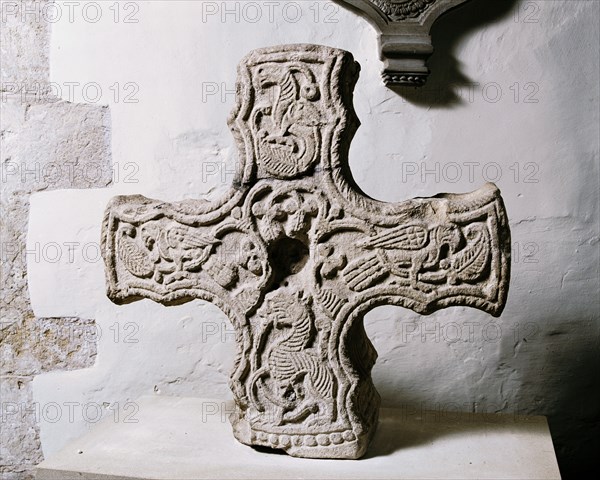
[0,3,112,474]
[0,95,111,375]
[1,99,113,193]
[102,44,511,458]
[0,377,41,480]
[0,317,97,376]
[0,97,108,475]
[0,0,51,88]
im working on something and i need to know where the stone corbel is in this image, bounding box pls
[338,0,471,86]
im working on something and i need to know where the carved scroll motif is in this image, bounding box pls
[370,0,437,20]
[102,44,510,459]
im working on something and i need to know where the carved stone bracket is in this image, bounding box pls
[338,0,471,86]
[102,44,510,459]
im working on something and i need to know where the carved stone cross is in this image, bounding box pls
[102,44,510,459]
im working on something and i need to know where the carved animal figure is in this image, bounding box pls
[253,66,323,178]
[252,190,319,241]
[343,224,463,291]
[250,293,334,426]
[117,223,219,283]
[442,223,491,284]
[117,225,155,279]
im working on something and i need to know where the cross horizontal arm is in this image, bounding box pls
[322,182,511,318]
[102,194,271,321]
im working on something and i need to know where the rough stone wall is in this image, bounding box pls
[0,1,112,478]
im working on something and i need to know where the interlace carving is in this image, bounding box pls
[102,44,510,459]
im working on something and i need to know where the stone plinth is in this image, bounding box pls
[36,396,561,480]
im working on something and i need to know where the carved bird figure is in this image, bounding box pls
[443,223,490,284]
[253,66,323,178]
[118,223,220,283]
[343,224,462,292]
[117,225,155,279]
[149,224,220,273]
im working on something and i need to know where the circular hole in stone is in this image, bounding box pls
[266,237,309,291]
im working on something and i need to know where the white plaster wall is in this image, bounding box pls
[27,0,598,475]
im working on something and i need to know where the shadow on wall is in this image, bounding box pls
[519,324,600,479]
[366,311,600,479]
[391,0,520,107]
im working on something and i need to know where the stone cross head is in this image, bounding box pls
[102,44,511,459]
